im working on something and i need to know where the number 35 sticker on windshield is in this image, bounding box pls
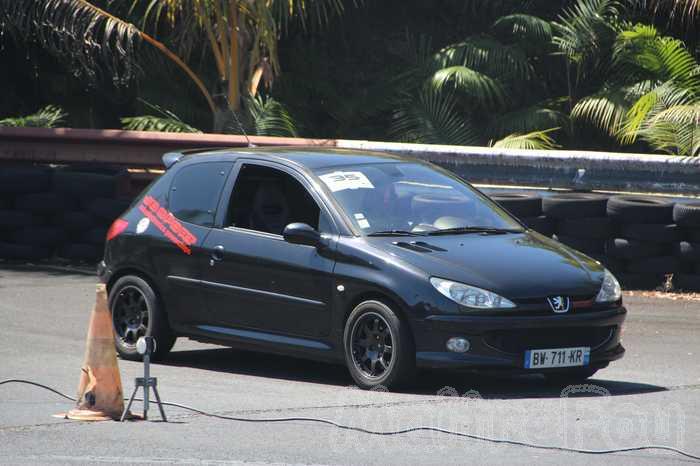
[319,171,374,192]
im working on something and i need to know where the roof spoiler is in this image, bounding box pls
[162,152,183,169]
[162,147,233,169]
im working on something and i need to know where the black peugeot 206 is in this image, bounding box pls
[98,147,626,389]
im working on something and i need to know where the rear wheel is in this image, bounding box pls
[343,300,415,390]
[108,275,175,361]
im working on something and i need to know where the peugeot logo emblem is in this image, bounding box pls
[547,296,571,313]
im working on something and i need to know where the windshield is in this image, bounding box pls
[315,162,523,235]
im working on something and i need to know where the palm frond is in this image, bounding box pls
[490,105,569,139]
[430,66,507,107]
[490,128,561,150]
[1,0,141,84]
[638,103,700,156]
[391,88,480,146]
[121,115,201,133]
[553,0,622,65]
[571,87,635,136]
[433,37,533,82]
[244,94,299,137]
[492,14,553,43]
[614,24,699,92]
[619,81,696,143]
[0,106,68,128]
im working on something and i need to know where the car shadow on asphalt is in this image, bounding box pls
[157,347,667,400]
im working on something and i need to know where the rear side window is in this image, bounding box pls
[169,162,233,227]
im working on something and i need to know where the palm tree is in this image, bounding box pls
[571,23,700,155]
[0,0,347,130]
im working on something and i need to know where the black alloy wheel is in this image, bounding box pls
[108,275,176,360]
[112,285,150,346]
[344,300,415,389]
[350,312,395,379]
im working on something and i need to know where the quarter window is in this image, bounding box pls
[169,162,233,227]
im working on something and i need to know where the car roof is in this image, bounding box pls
[175,146,412,171]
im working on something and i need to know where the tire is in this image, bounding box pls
[627,256,680,274]
[607,196,674,224]
[604,238,666,260]
[0,241,51,260]
[108,275,176,361]
[15,192,75,214]
[542,193,608,219]
[673,201,700,228]
[59,243,102,262]
[52,170,117,198]
[674,242,700,262]
[489,193,542,218]
[0,210,44,229]
[619,223,680,243]
[85,198,131,222]
[556,217,613,240]
[552,234,605,254]
[13,226,67,246]
[674,273,700,292]
[343,300,415,390]
[522,215,555,236]
[545,368,598,384]
[617,273,667,290]
[0,167,51,194]
[54,211,95,232]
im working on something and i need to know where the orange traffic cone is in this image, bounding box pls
[64,284,125,421]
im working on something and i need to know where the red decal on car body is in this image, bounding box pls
[139,196,197,255]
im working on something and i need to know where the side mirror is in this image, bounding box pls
[283,222,321,247]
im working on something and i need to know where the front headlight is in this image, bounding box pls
[595,269,622,303]
[430,277,516,309]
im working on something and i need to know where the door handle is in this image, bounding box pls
[210,245,225,263]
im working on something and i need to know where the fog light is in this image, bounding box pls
[446,337,470,353]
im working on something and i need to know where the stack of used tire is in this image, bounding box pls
[544,193,620,272]
[0,165,131,264]
[672,201,700,291]
[488,192,555,236]
[604,196,679,289]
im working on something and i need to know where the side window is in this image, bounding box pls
[170,162,233,227]
[226,164,330,235]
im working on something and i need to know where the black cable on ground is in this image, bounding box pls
[2,379,698,462]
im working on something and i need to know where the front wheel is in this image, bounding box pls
[108,275,176,361]
[343,300,415,390]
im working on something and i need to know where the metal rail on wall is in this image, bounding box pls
[1,127,699,195]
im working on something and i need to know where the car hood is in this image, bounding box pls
[367,232,603,301]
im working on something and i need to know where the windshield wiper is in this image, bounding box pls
[427,226,523,236]
[367,230,426,237]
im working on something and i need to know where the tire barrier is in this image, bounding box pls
[489,191,700,291]
[0,165,131,264]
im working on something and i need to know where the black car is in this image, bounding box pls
[99,147,626,389]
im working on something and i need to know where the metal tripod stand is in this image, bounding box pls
[121,336,167,421]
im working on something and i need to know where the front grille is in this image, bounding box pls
[484,326,615,354]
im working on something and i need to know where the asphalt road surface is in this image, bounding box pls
[1,266,699,465]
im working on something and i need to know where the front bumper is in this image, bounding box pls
[414,306,626,371]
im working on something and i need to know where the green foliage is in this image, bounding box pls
[244,94,299,137]
[121,115,201,133]
[492,14,553,44]
[490,128,561,150]
[0,106,67,128]
[391,88,480,145]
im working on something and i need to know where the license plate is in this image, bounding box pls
[524,347,590,369]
